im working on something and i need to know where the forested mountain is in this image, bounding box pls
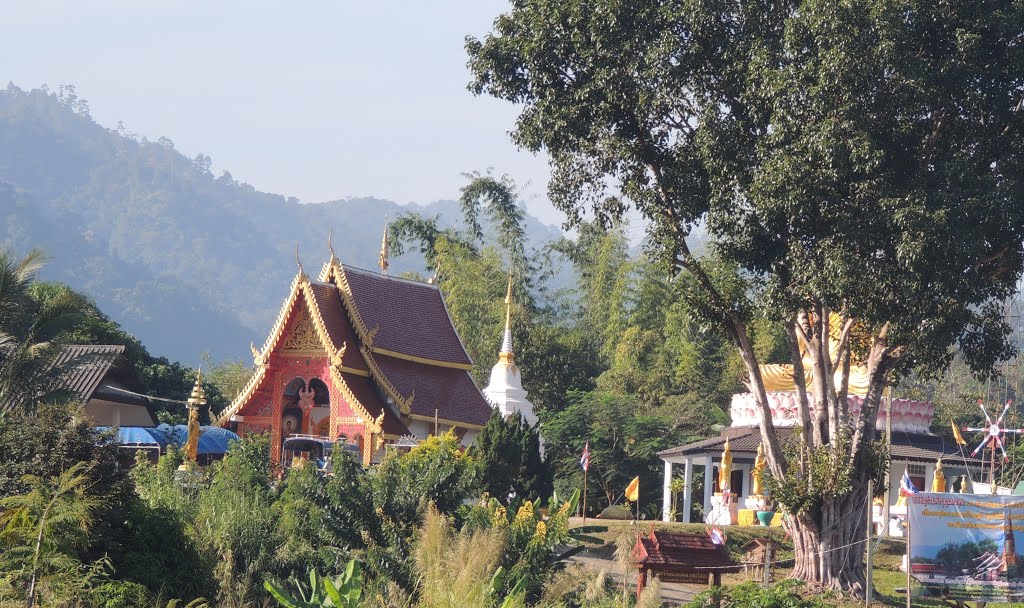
[0,84,562,363]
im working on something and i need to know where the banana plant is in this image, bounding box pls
[264,560,363,608]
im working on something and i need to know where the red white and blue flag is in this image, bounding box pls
[900,469,919,496]
[580,441,590,472]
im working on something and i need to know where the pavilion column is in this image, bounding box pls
[682,458,693,523]
[270,369,283,465]
[703,455,714,523]
[662,461,674,522]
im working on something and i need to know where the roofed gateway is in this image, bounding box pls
[215,251,492,465]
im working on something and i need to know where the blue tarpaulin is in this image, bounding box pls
[100,425,240,455]
[157,424,240,454]
[96,426,171,449]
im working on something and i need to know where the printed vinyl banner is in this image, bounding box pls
[909,493,1024,602]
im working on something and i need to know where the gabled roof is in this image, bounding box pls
[220,257,490,431]
[326,262,473,367]
[372,353,492,426]
[51,345,126,404]
[634,531,740,572]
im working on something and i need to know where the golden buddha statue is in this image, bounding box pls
[932,459,946,493]
[718,437,733,494]
[751,443,767,497]
[759,312,871,396]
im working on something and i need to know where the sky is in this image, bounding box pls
[0,0,585,227]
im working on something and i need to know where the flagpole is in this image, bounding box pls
[583,466,588,523]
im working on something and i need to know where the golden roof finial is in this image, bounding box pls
[295,244,306,278]
[499,272,515,363]
[378,215,390,275]
[328,227,336,261]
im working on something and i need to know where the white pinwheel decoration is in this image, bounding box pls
[964,399,1018,463]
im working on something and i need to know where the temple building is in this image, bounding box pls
[214,249,493,465]
[482,276,539,429]
[659,315,983,529]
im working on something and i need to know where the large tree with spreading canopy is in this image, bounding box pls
[467,0,1024,594]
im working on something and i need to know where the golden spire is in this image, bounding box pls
[328,227,336,261]
[187,368,208,409]
[378,216,390,275]
[499,272,514,363]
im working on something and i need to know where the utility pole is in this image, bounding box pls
[881,388,893,536]
[865,478,874,607]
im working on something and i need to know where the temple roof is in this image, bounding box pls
[659,427,984,466]
[373,353,491,426]
[339,265,472,366]
[307,281,368,373]
[339,373,411,437]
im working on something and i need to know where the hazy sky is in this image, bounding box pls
[1,1,577,225]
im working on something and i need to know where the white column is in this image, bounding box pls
[662,461,674,522]
[703,455,714,523]
[923,463,934,493]
[682,458,693,523]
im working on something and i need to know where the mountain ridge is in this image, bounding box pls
[0,84,564,364]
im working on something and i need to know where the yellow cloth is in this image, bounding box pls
[625,476,640,502]
[951,419,967,446]
[738,510,756,526]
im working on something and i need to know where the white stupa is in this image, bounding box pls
[483,275,539,429]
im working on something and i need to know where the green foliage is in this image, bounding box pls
[687,580,833,608]
[475,411,552,503]
[543,391,683,516]
[264,560,363,608]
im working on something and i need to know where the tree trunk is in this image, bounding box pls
[785,473,872,597]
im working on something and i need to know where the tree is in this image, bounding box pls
[0,462,100,607]
[468,0,1024,594]
[0,249,91,410]
[475,411,552,502]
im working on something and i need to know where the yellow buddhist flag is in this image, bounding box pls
[625,476,640,502]
[951,418,967,446]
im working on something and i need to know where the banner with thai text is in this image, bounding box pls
[908,493,1024,602]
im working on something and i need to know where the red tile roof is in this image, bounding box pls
[372,354,492,426]
[634,531,740,572]
[341,265,472,366]
[340,373,411,437]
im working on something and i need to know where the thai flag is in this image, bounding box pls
[580,441,590,472]
[900,469,919,496]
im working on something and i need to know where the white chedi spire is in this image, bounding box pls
[483,274,538,429]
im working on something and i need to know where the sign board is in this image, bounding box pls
[908,492,1024,602]
[656,571,710,585]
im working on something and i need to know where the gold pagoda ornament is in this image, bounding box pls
[378,218,390,275]
[181,370,207,470]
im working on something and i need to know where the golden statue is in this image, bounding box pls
[182,370,207,469]
[751,443,767,497]
[760,312,871,396]
[932,459,946,493]
[718,437,733,494]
